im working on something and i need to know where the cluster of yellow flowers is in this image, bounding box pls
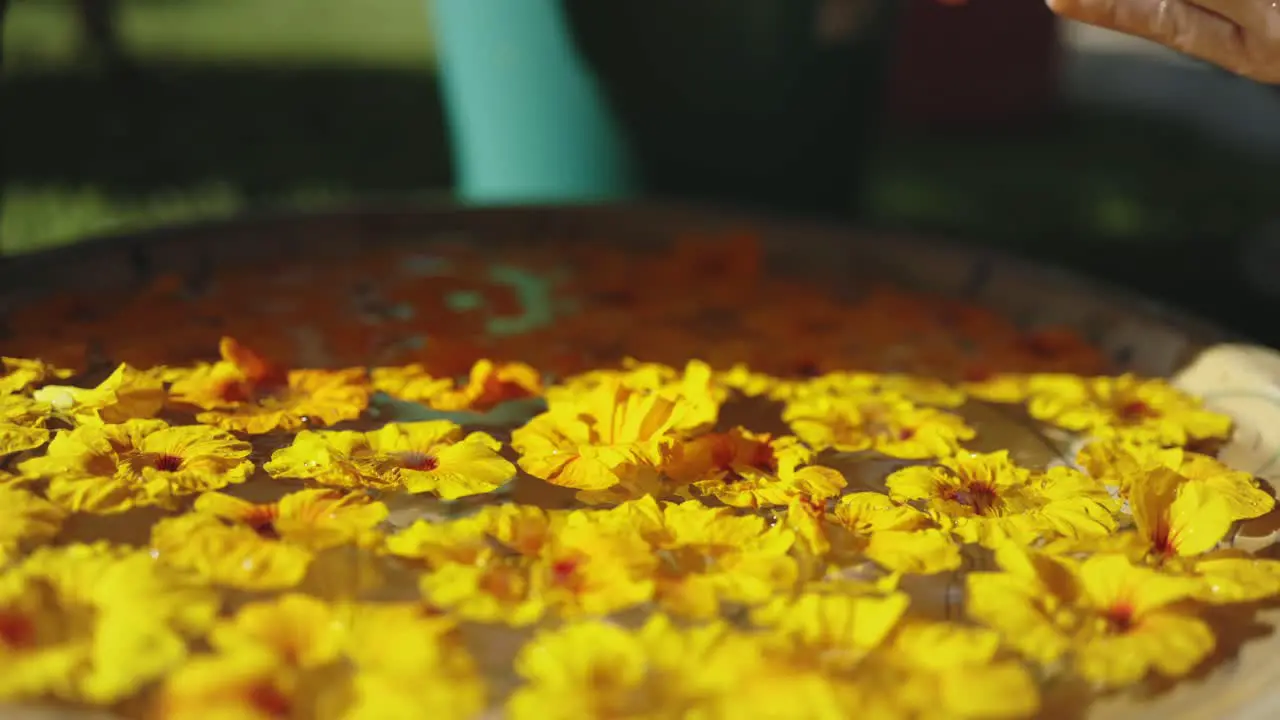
[0,339,1274,719]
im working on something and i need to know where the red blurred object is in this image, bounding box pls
[885,0,1061,128]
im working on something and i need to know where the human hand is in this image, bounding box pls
[1045,0,1280,83]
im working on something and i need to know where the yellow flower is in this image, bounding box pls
[507,614,756,720]
[0,357,74,396]
[0,487,64,565]
[0,544,218,705]
[791,371,966,408]
[529,511,657,618]
[552,359,724,434]
[154,651,301,720]
[826,492,963,574]
[667,428,847,508]
[618,497,799,619]
[784,393,975,459]
[265,421,514,499]
[728,591,912,718]
[31,363,165,425]
[194,489,387,550]
[340,601,486,720]
[858,620,1041,720]
[18,419,254,513]
[1026,374,1232,446]
[1054,464,1280,604]
[210,594,346,669]
[512,377,712,491]
[168,337,370,434]
[715,363,787,398]
[1079,439,1274,518]
[961,372,1033,404]
[967,547,1213,688]
[0,395,50,458]
[886,451,1118,546]
[151,490,387,590]
[374,358,543,411]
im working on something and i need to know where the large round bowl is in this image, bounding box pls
[1,203,1277,719]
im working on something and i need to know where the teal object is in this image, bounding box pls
[427,0,637,204]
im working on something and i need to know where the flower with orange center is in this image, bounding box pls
[783,393,975,460]
[512,375,715,491]
[0,544,218,705]
[210,594,346,669]
[1025,373,1232,447]
[610,497,799,619]
[167,337,370,434]
[886,451,1118,547]
[373,358,544,412]
[968,547,1213,688]
[153,651,302,720]
[150,489,387,590]
[666,428,847,509]
[264,420,515,499]
[17,418,254,514]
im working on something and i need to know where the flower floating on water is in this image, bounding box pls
[886,451,1118,547]
[507,615,756,720]
[1026,374,1232,447]
[18,418,254,513]
[512,375,716,491]
[0,543,218,705]
[0,357,74,397]
[968,546,1214,688]
[30,363,166,426]
[373,358,543,411]
[0,486,64,565]
[665,427,846,508]
[168,337,370,434]
[150,489,387,590]
[265,420,515,498]
[784,392,975,459]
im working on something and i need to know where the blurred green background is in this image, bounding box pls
[1,0,1276,340]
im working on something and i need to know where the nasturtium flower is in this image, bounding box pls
[961,372,1034,404]
[265,421,515,499]
[551,358,724,432]
[0,487,65,565]
[784,393,975,459]
[18,419,254,514]
[528,511,657,618]
[666,428,847,508]
[1026,373,1232,446]
[153,650,302,720]
[1078,439,1273,518]
[167,337,370,434]
[151,490,387,590]
[612,497,799,618]
[513,376,714,491]
[384,503,562,567]
[507,615,757,720]
[1051,463,1280,604]
[856,619,1041,720]
[967,546,1213,688]
[0,544,218,705]
[0,396,49,458]
[31,363,166,425]
[823,492,963,574]
[419,559,547,626]
[790,372,967,408]
[340,601,485,720]
[0,357,74,396]
[886,451,1118,547]
[373,358,543,411]
[715,363,787,398]
[210,594,345,669]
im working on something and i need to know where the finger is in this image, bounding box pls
[1047,0,1251,76]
